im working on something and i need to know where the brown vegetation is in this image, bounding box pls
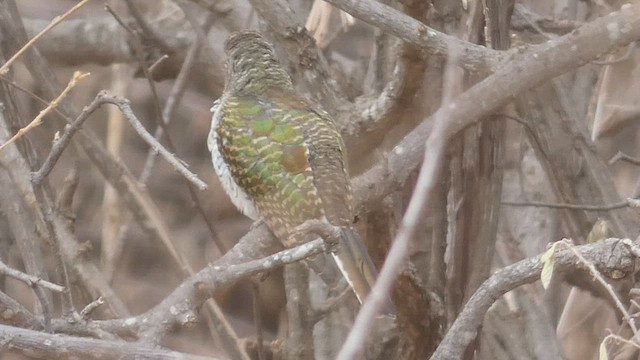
[1,0,640,359]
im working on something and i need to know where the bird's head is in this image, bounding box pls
[223,31,294,95]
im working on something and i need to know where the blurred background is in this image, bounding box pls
[2,0,640,359]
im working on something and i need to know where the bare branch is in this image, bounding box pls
[0,0,92,75]
[342,4,640,358]
[0,323,224,360]
[502,199,631,211]
[610,151,640,166]
[105,95,208,188]
[563,241,639,340]
[183,238,324,295]
[0,260,64,293]
[353,2,640,210]
[0,71,89,153]
[0,290,40,329]
[326,0,501,72]
[80,297,106,320]
[123,0,175,54]
[31,90,207,190]
[248,0,346,111]
[430,238,638,360]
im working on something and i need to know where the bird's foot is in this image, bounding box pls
[292,219,342,251]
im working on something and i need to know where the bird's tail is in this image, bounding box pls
[332,228,393,312]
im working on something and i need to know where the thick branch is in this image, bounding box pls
[339,4,640,358]
[23,18,132,66]
[95,1,640,333]
[353,2,640,210]
[0,323,223,360]
[45,225,315,340]
[248,0,346,111]
[326,0,501,72]
[430,238,637,360]
[135,235,325,338]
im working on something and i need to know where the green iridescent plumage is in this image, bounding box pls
[209,31,379,304]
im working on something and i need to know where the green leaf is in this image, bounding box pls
[599,338,609,360]
[540,242,558,289]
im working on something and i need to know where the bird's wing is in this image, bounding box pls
[216,95,323,245]
[219,95,384,305]
[301,105,354,227]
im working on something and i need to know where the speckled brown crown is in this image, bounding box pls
[224,31,273,55]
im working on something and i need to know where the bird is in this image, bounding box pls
[208,30,380,304]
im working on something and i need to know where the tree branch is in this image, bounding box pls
[430,238,637,360]
[248,0,346,111]
[353,2,640,211]
[341,3,640,358]
[326,0,501,72]
[0,323,224,360]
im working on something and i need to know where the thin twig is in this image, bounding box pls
[31,90,207,190]
[135,11,226,253]
[148,54,169,74]
[562,240,640,340]
[122,0,174,54]
[592,42,637,65]
[30,91,102,184]
[195,238,326,294]
[610,151,640,166]
[105,5,209,194]
[252,282,266,360]
[430,238,638,359]
[502,199,631,211]
[603,333,640,352]
[107,93,207,189]
[0,0,92,75]
[0,259,65,293]
[80,297,105,319]
[139,15,212,183]
[106,4,174,149]
[0,71,89,153]
[0,74,71,121]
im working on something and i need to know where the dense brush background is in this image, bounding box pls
[2,0,640,359]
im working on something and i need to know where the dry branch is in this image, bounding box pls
[1,0,639,358]
[0,0,92,75]
[0,323,223,360]
[353,2,640,210]
[0,2,201,305]
[32,90,207,190]
[502,199,632,211]
[326,0,500,72]
[0,260,64,293]
[248,0,345,111]
[0,290,40,329]
[430,238,637,360]
[0,71,88,153]
[340,3,640,359]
